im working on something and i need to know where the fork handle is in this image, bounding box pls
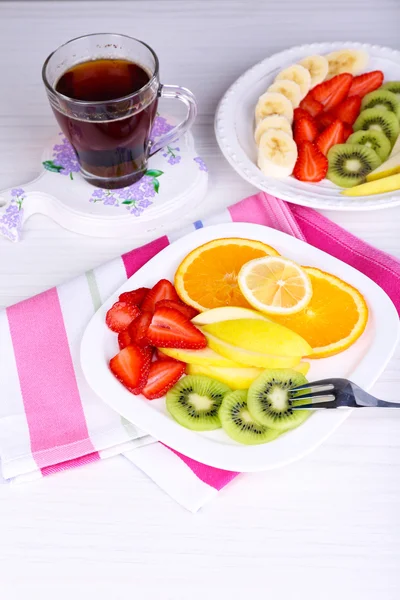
[372,400,400,408]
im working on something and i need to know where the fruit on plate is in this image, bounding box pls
[366,151,400,181]
[325,49,368,78]
[109,345,152,394]
[381,81,400,101]
[247,369,309,431]
[316,119,345,156]
[299,93,323,117]
[293,141,328,182]
[254,114,292,145]
[202,318,312,357]
[267,80,302,108]
[191,306,268,325]
[146,306,207,349]
[348,130,391,162]
[119,287,149,306]
[310,73,353,112]
[142,359,186,400]
[158,346,244,368]
[361,89,400,120]
[141,279,180,313]
[293,117,319,145]
[237,256,313,315]
[390,134,400,157]
[128,310,153,347]
[294,107,313,122]
[327,143,381,187]
[155,299,199,320]
[271,267,369,358]
[174,237,278,311]
[331,95,362,125]
[298,55,329,87]
[349,70,384,98]
[257,129,298,178]
[274,64,311,98]
[219,390,280,445]
[353,108,400,146]
[105,301,141,333]
[255,92,294,124]
[341,173,400,196]
[166,375,231,431]
[118,330,133,350]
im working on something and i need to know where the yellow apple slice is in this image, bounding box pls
[157,346,244,367]
[342,173,400,196]
[192,306,268,326]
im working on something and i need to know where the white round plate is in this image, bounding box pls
[215,42,400,211]
[80,223,399,472]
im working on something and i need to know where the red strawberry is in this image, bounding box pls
[293,141,328,182]
[343,123,353,142]
[299,94,324,117]
[311,73,353,112]
[155,299,199,320]
[142,359,186,399]
[141,279,180,313]
[119,287,150,306]
[316,119,345,156]
[128,310,153,347]
[155,348,178,362]
[332,96,361,125]
[316,111,336,131]
[294,117,319,145]
[109,345,152,394]
[348,70,384,98]
[293,107,311,122]
[147,306,207,349]
[105,302,141,333]
[118,330,133,350]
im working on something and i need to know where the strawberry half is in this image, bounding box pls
[316,111,336,132]
[142,359,186,399]
[128,311,153,347]
[293,107,311,122]
[311,73,353,112]
[332,96,361,125]
[293,141,328,182]
[141,279,180,313]
[343,123,353,142]
[294,117,319,145]
[147,306,207,349]
[105,302,141,333]
[119,287,150,306]
[109,345,152,394]
[155,299,199,320]
[316,119,345,156]
[299,94,324,117]
[348,70,384,99]
[118,330,133,350]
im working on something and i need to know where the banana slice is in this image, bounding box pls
[298,55,329,86]
[257,129,298,178]
[255,92,294,125]
[254,115,292,145]
[274,64,311,99]
[325,49,369,78]
[267,80,302,108]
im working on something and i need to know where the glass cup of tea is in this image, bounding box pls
[42,33,197,189]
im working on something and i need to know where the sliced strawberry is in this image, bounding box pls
[105,302,141,333]
[142,359,186,399]
[155,348,178,362]
[299,93,324,117]
[155,299,199,320]
[147,306,207,349]
[316,111,336,131]
[294,117,319,145]
[348,70,384,99]
[343,123,353,142]
[119,287,150,306]
[109,345,152,394]
[293,141,328,183]
[293,107,311,122]
[141,279,180,313]
[332,96,361,125]
[118,330,133,350]
[316,119,345,156]
[128,310,153,347]
[311,73,353,112]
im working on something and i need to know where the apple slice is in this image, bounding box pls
[192,306,269,326]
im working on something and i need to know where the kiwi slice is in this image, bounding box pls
[247,369,310,432]
[353,108,400,145]
[361,89,400,119]
[327,143,381,188]
[219,390,279,445]
[347,130,391,162]
[166,375,231,431]
[381,81,400,102]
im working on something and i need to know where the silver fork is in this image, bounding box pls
[289,378,400,409]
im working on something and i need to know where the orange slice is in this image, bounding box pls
[238,256,313,315]
[271,267,368,358]
[174,238,279,311]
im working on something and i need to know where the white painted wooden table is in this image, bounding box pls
[0,2,400,598]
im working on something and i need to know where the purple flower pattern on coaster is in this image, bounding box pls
[42,133,80,179]
[150,115,175,141]
[194,157,208,172]
[162,145,182,166]
[0,187,25,241]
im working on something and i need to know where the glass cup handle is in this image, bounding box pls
[149,84,197,156]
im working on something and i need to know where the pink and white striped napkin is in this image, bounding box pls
[1,192,399,511]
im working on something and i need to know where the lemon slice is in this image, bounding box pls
[238,256,313,315]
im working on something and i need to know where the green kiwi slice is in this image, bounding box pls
[381,81,400,102]
[166,375,231,431]
[347,130,391,162]
[353,108,400,145]
[327,143,381,188]
[247,369,310,432]
[361,90,400,119]
[219,390,279,445]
